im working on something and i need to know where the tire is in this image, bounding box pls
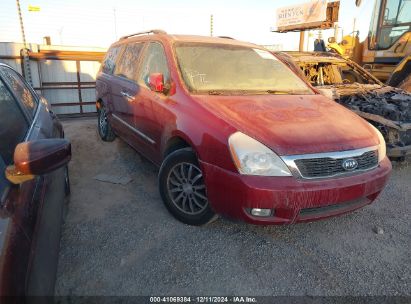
[159,148,217,226]
[98,104,116,142]
[64,165,71,196]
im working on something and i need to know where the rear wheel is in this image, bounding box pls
[159,148,217,225]
[98,104,116,142]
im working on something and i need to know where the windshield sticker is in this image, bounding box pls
[253,49,278,60]
[186,69,208,84]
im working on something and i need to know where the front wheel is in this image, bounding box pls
[64,165,70,196]
[158,148,217,226]
[98,104,116,142]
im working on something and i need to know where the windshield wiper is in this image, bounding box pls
[207,89,302,95]
[265,90,290,95]
[208,90,224,95]
[208,90,249,95]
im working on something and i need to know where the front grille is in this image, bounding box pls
[294,150,378,179]
[299,197,370,219]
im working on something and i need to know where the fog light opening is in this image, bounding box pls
[250,208,272,217]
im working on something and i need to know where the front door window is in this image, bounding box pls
[0,78,29,165]
[138,42,170,88]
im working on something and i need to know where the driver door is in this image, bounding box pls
[0,66,67,296]
[133,42,172,163]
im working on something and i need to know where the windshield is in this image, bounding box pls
[175,43,313,95]
[296,61,380,86]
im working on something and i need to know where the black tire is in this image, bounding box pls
[159,148,217,226]
[64,165,71,196]
[98,104,116,142]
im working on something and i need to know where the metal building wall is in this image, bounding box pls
[38,59,101,115]
[0,42,41,88]
[0,42,105,116]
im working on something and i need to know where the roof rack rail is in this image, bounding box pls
[120,29,167,40]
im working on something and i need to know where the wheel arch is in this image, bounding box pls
[96,98,104,111]
[162,125,212,163]
[163,134,195,159]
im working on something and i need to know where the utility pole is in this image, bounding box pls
[58,27,64,44]
[16,0,32,85]
[333,22,339,41]
[113,8,118,40]
[210,14,214,37]
[16,0,27,48]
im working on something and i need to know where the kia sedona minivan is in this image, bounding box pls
[96,30,391,226]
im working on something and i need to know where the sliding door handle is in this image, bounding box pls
[120,91,134,101]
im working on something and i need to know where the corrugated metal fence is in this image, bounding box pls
[0,42,106,116]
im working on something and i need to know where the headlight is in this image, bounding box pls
[370,124,386,162]
[228,132,292,176]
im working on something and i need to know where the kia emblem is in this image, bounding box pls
[342,158,358,171]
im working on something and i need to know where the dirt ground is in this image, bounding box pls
[55,117,410,296]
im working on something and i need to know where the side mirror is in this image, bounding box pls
[6,139,71,184]
[149,73,165,93]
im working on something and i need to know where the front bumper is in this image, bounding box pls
[200,157,391,225]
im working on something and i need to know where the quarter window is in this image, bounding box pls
[102,45,122,75]
[138,42,170,87]
[114,43,144,81]
[0,66,37,117]
[0,78,29,165]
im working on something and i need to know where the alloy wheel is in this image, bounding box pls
[166,162,208,215]
[99,107,108,135]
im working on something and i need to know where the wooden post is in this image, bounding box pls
[76,60,83,114]
[299,31,305,52]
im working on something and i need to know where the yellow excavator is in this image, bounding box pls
[328,0,411,91]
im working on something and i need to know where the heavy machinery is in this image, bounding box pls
[328,0,411,91]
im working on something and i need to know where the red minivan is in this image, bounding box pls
[96,30,391,226]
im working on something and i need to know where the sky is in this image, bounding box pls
[0,0,376,50]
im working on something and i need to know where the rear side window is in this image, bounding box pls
[0,78,29,165]
[0,66,37,117]
[102,45,122,75]
[114,42,145,81]
[138,42,170,87]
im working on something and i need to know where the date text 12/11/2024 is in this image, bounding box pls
[149,296,257,303]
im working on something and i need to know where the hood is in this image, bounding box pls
[193,94,378,155]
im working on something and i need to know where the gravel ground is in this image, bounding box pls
[55,118,411,296]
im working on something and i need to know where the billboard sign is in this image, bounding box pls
[276,0,328,31]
